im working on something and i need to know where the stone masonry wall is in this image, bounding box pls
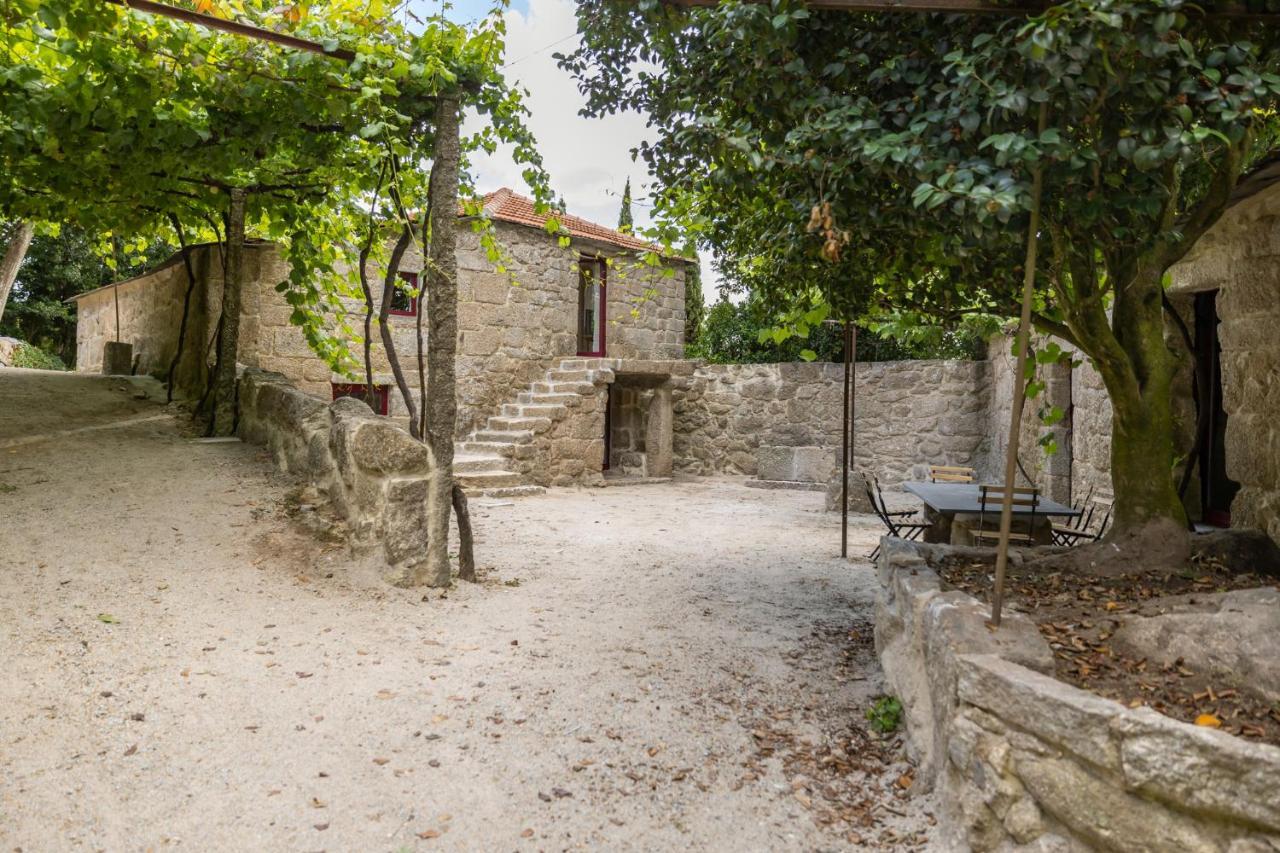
[673,360,993,487]
[75,222,688,440]
[238,369,433,584]
[876,538,1280,851]
[986,334,1073,504]
[74,247,216,390]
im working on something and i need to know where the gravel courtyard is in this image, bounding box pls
[0,368,933,851]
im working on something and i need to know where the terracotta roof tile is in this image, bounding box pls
[472,187,685,259]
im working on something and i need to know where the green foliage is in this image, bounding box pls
[10,340,67,371]
[618,177,634,233]
[683,254,706,348]
[865,696,903,734]
[562,0,1280,529]
[1,0,555,379]
[689,297,986,363]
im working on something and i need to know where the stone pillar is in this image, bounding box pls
[644,382,673,478]
[102,341,133,375]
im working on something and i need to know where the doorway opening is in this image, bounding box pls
[1191,290,1240,527]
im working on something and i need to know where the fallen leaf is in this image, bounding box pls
[123,744,138,756]
[372,757,390,766]
[376,689,396,700]
[417,829,441,840]
[311,797,326,808]
[313,823,329,831]
[520,828,534,838]
[1195,714,1222,728]
[97,613,119,624]
[296,672,314,679]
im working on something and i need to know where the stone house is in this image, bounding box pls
[74,189,694,494]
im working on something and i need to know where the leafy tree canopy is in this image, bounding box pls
[1,0,555,372]
[561,0,1280,531]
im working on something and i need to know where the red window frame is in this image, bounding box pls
[331,382,389,416]
[389,271,418,317]
[577,256,607,357]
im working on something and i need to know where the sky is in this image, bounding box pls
[407,0,721,303]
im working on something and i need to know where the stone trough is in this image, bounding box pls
[874,537,1280,851]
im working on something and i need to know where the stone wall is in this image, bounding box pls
[238,369,433,583]
[876,538,1280,851]
[673,360,993,487]
[74,247,216,390]
[75,223,688,440]
[986,334,1073,504]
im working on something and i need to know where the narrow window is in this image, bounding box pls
[389,271,418,317]
[331,382,389,416]
[577,257,606,357]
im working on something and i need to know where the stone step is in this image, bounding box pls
[486,415,552,434]
[501,403,565,418]
[458,440,533,458]
[472,429,536,444]
[547,369,593,383]
[531,381,594,395]
[455,469,525,488]
[518,391,579,405]
[454,452,507,473]
[464,484,546,499]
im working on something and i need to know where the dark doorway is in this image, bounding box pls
[1192,291,1240,527]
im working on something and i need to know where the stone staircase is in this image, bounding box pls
[454,357,608,498]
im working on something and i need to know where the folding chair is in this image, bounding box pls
[970,484,1040,546]
[1052,492,1113,545]
[865,472,931,560]
[929,465,976,484]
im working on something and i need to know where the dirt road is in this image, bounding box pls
[0,368,933,851]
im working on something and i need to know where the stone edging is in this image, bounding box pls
[874,537,1280,851]
[239,369,432,584]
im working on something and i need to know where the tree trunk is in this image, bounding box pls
[421,96,462,588]
[165,213,199,403]
[1087,263,1189,534]
[0,221,35,327]
[211,189,247,436]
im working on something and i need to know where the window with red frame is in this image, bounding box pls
[389,271,418,317]
[331,382,389,415]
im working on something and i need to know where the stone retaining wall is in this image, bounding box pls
[673,360,993,487]
[239,369,433,583]
[875,538,1280,851]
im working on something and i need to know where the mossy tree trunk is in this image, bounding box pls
[421,95,461,588]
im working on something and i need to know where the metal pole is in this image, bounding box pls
[106,0,356,61]
[991,101,1048,627]
[841,320,851,558]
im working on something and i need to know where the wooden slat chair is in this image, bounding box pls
[1049,487,1094,545]
[929,465,977,484]
[970,484,1040,546]
[864,472,931,560]
[1052,493,1114,546]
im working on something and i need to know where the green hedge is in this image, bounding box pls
[11,341,68,371]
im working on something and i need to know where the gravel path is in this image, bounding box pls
[0,368,934,851]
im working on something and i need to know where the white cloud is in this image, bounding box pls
[457,0,721,306]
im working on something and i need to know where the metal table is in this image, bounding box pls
[902,482,1080,545]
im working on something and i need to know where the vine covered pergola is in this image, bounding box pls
[0,0,557,586]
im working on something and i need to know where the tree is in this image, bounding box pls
[562,0,1280,534]
[0,221,34,328]
[683,251,706,348]
[618,177,635,233]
